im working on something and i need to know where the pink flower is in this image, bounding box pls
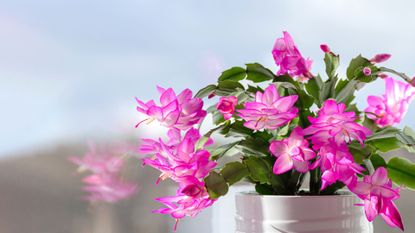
[141,128,216,183]
[370,53,391,63]
[352,167,404,230]
[216,96,238,120]
[140,129,217,231]
[269,127,316,174]
[70,143,137,203]
[70,144,124,174]
[363,67,372,76]
[304,99,372,148]
[314,143,364,190]
[365,77,415,127]
[320,44,331,54]
[136,86,207,130]
[238,84,298,130]
[154,178,215,231]
[82,173,137,203]
[272,31,313,80]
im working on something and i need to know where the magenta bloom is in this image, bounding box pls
[154,178,215,230]
[216,96,238,120]
[269,127,316,174]
[136,87,207,130]
[70,144,137,203]
[304,99,372,148]
[370,53,391,63]
[272,31,313,80]
[352,167,404,230]
[141,128,216,183]
[320,44,331,54]
[365,77,415,127]
[238,84,298,130]
[314,143,364,190]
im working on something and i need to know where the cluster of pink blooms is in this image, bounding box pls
[303,100,372,190]
[70,144,137,203]
[266,98,404,229]
[267,99,371,190]
[137,87,216,230]
[238,84,298,130]
[269,35,407,228]
[366,77,415,127]
[272,31,313,81]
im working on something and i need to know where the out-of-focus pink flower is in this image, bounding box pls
[269,127,316,174]
[314,143,364,190]
[272,31,313,80]
[370,53,391,63]
[238,84,298,130]
[352,167,404,230]
[320,44,331,54]
[154,178,215,231]
[363,67,372,76]
[136,87,207,130]
[216,96,238,120]
[70,144,124,174]
[365,77,415,127]
[82,173,137,203]
[304,99,372,149]
[141,128,216,183]
[70,143,137,203]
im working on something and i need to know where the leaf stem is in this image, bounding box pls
[296,173,307,193]
[379,67,414,86]
[309,168,321,195]
[364,159,375,175]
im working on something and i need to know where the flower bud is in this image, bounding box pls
[370,53,391,63]
[320,44,331,54]
[216,96,238,120]
[363,67,372,76]
[378,73,388,79]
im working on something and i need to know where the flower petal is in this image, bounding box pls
[273,154,293,174]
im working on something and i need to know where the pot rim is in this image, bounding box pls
[236,190,355,198]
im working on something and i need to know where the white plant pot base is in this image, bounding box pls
[235,192,373,233]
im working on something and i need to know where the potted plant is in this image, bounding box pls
[73,31,415,232]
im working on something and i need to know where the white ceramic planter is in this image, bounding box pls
[235,192,373,233]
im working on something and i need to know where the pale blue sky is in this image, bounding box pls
[1,0,415,156]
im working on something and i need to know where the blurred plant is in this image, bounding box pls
[70,143,137,203]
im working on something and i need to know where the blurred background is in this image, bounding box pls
[1,0,414,232]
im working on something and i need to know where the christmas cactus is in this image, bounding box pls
[73,31,415,231]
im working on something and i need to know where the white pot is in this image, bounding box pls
[235,191,373,233]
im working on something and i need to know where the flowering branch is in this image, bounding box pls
[379,67,415,86]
